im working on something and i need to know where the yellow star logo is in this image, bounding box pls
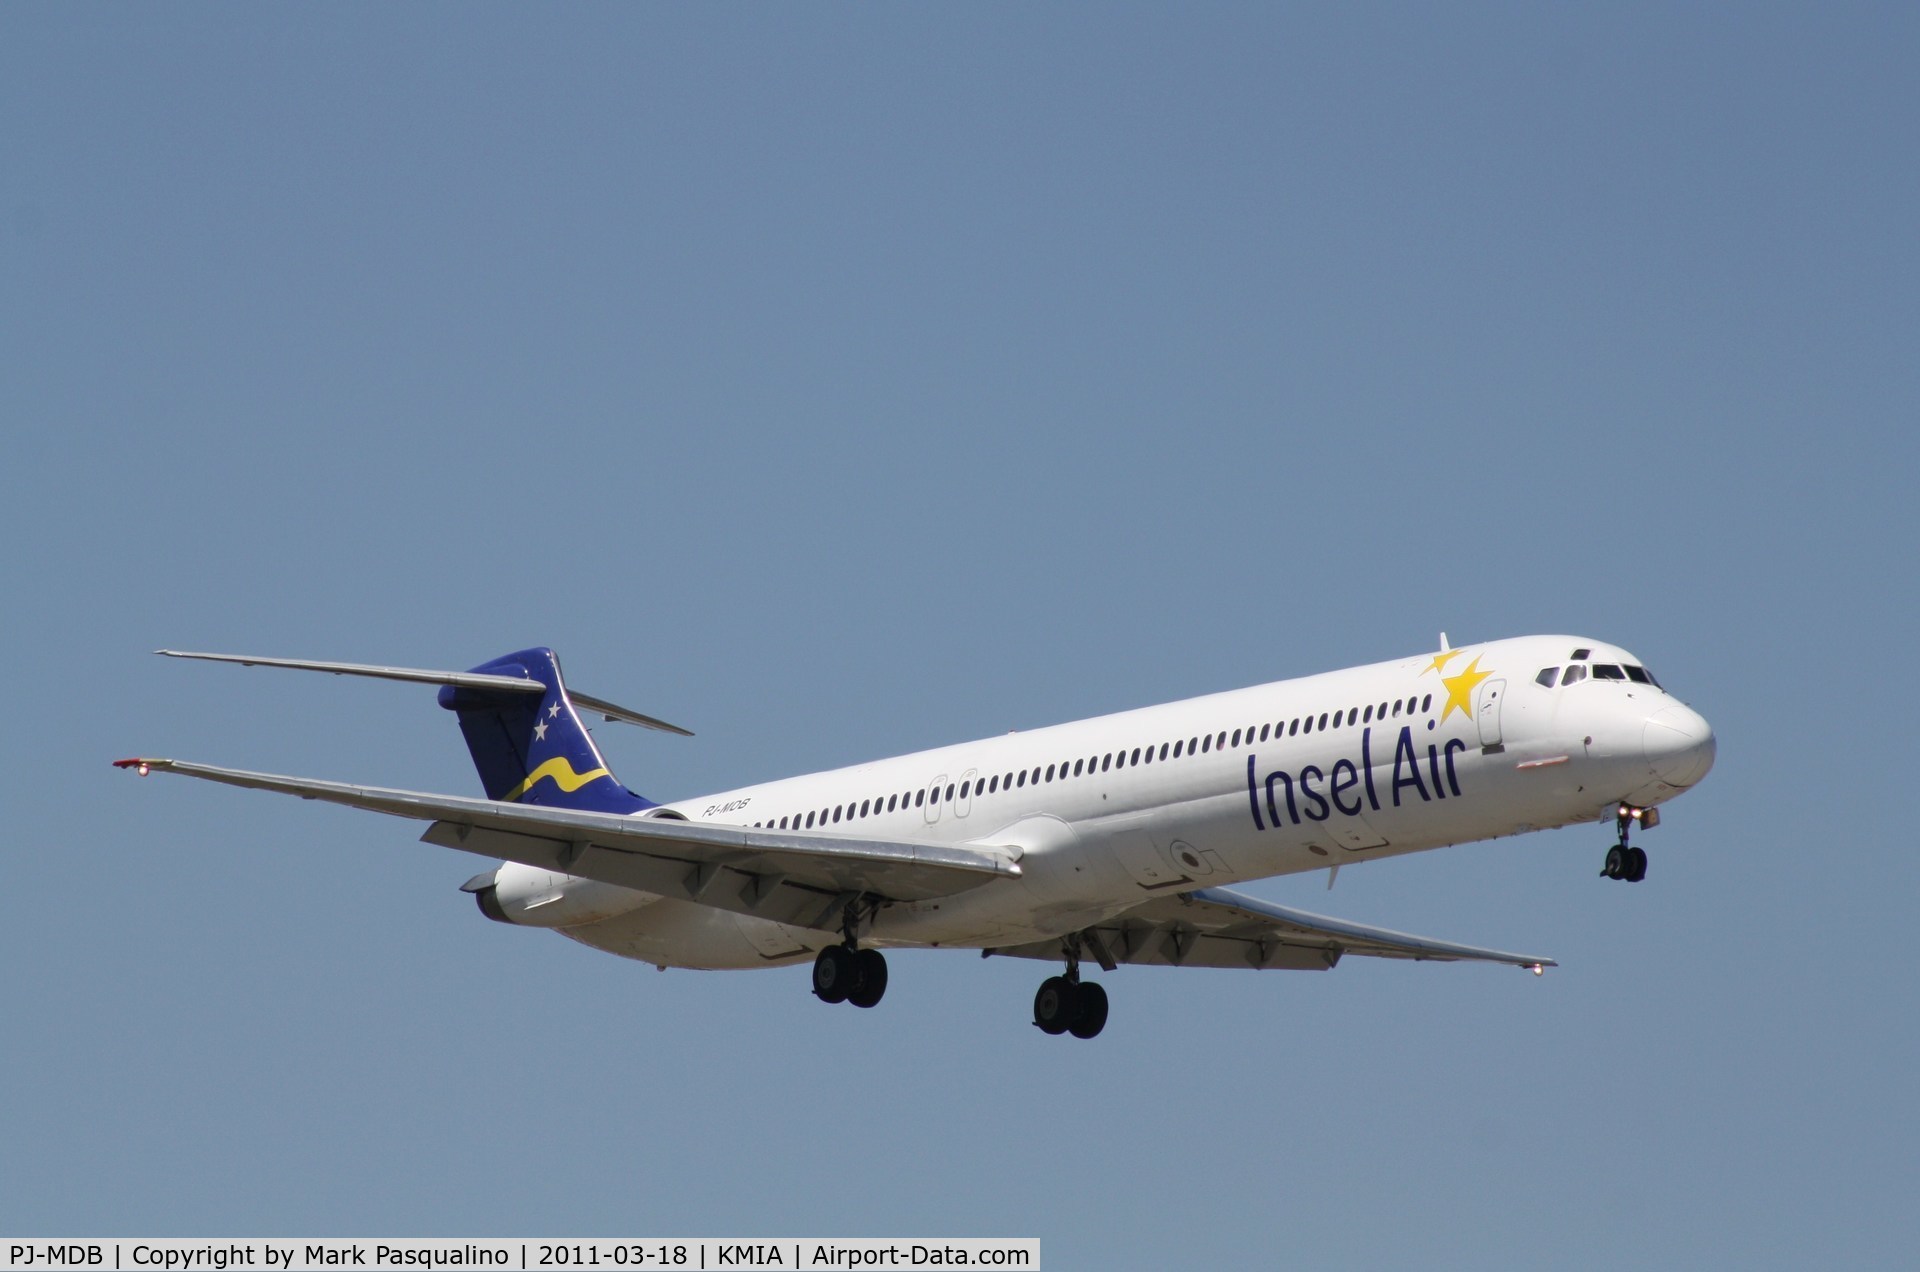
[1424,650,1461,676]
[1439,655,1493,722]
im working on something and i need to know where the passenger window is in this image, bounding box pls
[1159,743,1170,760]
[1318,713,1329,730]
[1420,695,1432,712]
[1231,729,1241,748]
[1331,710,1343,728]
[1536,667,1559,688]
[1392,700,1402,717]
[1130,747,1142,765]
[1562,665,1587,685]
[1216,732,1227,749]
[1289,719,1300,736]
[945,784,955,801]
[960,780,971,799]
[860,799,870,817]
[1302,716,1314,734]
[1073,760,1085,777]
[1201,735,1212,753]
[1046,764,1056,781]
[916,790,926,808]
[1593,664,1626,680]
[887,795,898,812]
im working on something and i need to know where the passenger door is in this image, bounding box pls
[1475,678,1506,752]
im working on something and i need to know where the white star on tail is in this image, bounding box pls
[533,720,548,742]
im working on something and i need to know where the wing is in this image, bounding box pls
[986,885,1554,972]
[116,757,1018,933]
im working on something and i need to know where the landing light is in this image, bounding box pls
[1531,964,1544,976]
[138,763,149,777]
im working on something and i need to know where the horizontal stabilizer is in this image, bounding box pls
[154,649,691,735]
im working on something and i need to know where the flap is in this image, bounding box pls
[986,885,1554,972]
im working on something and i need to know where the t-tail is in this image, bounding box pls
[437,647,656,814]
[149,645,690,814]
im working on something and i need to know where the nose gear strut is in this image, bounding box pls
[1602,806,1651,883]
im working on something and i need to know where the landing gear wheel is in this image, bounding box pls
[848,949,889,1008]
[1068,981,1109,1039]
[1603,844,1627,880]
[812,945,855,1004]
[1033,976,1077,1035]
[1626,846,1648,883]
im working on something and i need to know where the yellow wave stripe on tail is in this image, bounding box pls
[501,756,611,803]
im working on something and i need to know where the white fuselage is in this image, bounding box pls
[490,636,1714,970]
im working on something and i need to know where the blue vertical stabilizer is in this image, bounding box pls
[436,648,655,813]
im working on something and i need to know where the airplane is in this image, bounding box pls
[116,634,1715,1039]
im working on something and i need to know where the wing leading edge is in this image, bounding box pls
[986,885,1555,972]
[114,757,1018,934]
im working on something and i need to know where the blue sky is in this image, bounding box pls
[4,5,1916,1267]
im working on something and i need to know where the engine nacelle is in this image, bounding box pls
[470,860,656,928]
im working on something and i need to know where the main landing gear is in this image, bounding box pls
[1032,936,1109,1040]
[812,899,888,1009]
[1602,804,1656,883]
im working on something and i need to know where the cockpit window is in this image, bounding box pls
[1593,664,1626,680]
[1625,664,1660,687]
[1536,667,1559,688]
[1570,648,1591,660]
[1562,664,1587,685]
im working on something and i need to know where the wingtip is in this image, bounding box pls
[114,757,163,775]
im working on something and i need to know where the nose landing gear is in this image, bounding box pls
[1602,805,1654,883]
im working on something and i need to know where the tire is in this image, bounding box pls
[812,945,853,1004]
[1033,976,1077,1035]
[849,949,889,1008]
[1627,846,1648,883]
[1604,845,1627,880]
[1068,981,1109,1039]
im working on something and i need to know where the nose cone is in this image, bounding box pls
[1644,705,1716,788]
